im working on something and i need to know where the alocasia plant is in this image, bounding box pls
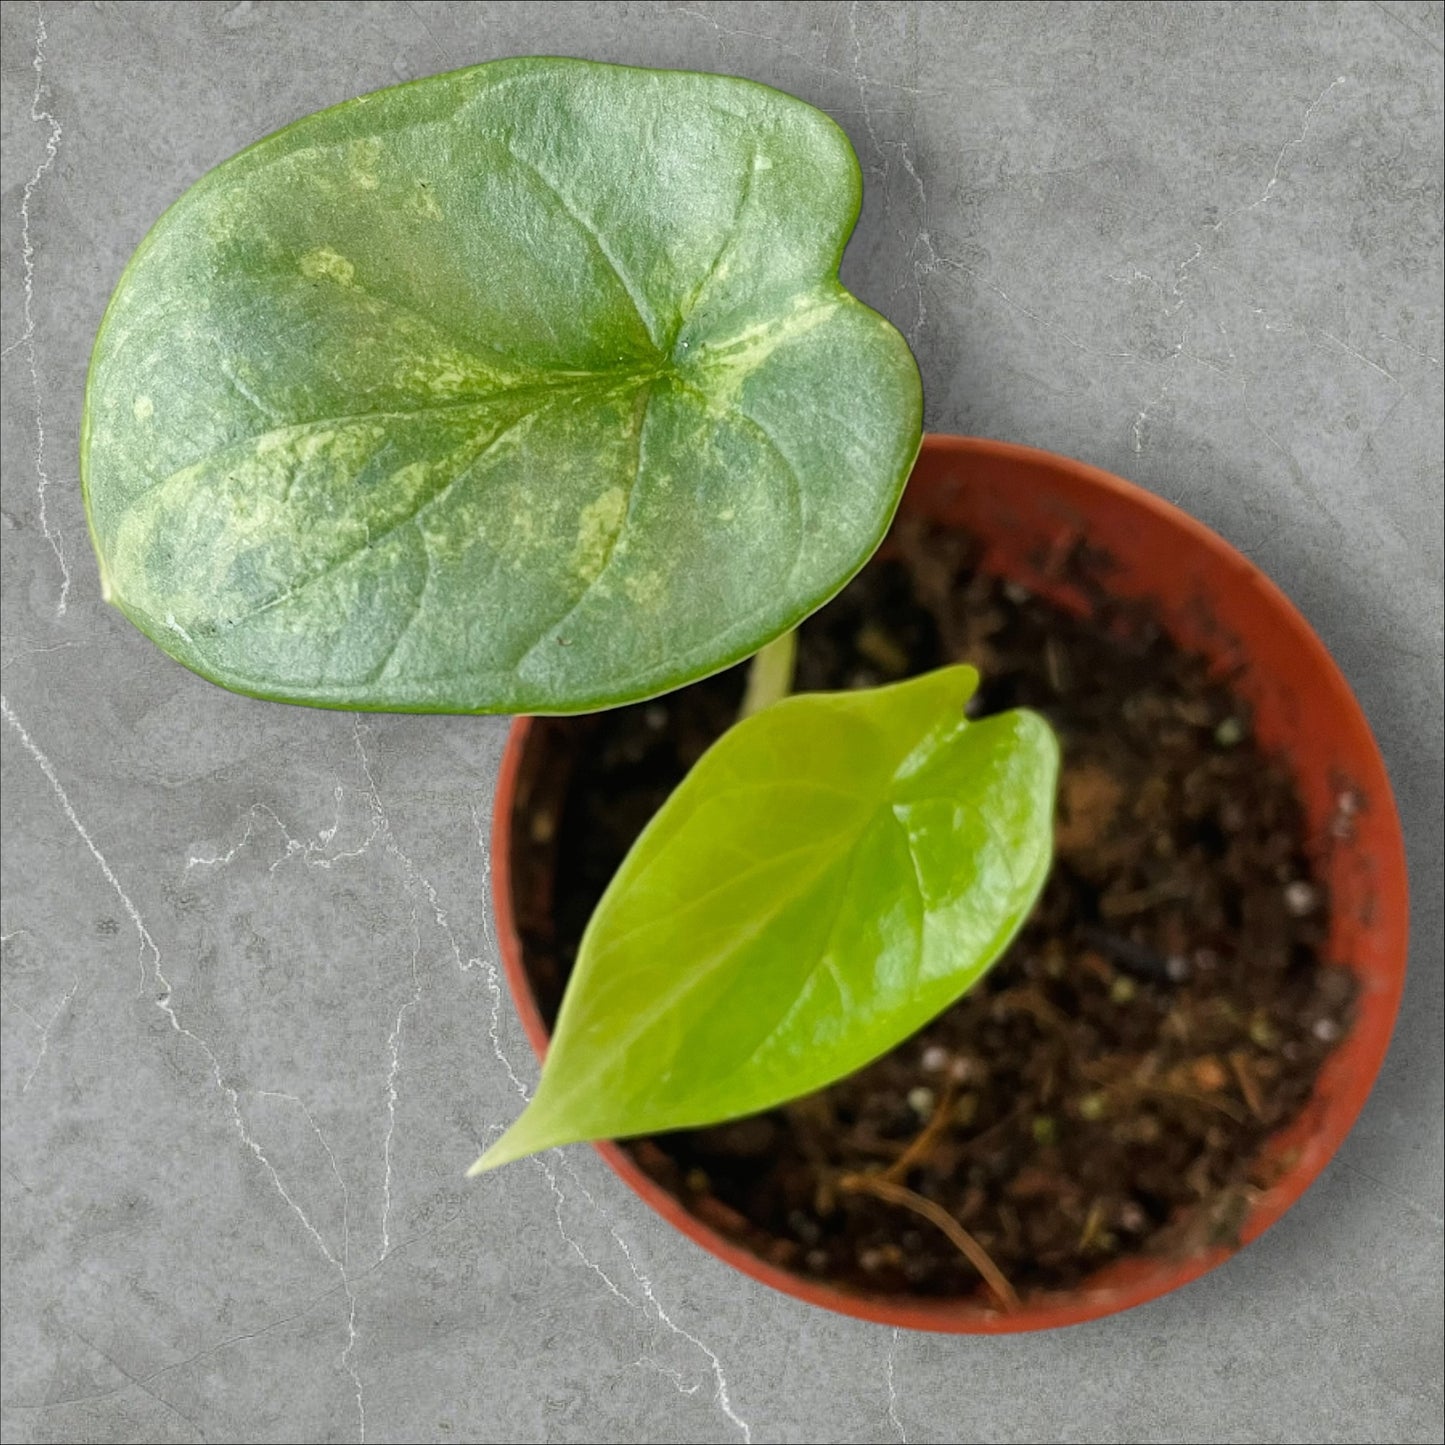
[472,666,1057,1172]
[82,58,921,713]
[81,59,1058,1180]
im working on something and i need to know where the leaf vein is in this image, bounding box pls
[587,833,847,963]
[669,144,760,348]
[510,381,657,670]
[229,399,561,626]
[366,525,433,683]
[504,143,662,348]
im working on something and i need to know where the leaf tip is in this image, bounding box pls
[465,1101,564,1176]
[465,1135,519,1178]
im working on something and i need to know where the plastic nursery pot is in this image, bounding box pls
[490,433,1408,1333]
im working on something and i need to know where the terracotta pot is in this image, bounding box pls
[491,434,1408,1333]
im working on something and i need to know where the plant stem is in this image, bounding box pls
[738,629,797,719]
[880,1083,957,1185]
[838,1173,1020,1311]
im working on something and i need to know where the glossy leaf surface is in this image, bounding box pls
[82,59,922,712]
[473,667,1059,1172]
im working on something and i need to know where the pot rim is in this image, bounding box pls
[489,433,1408,1333]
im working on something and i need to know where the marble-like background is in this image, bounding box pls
[2,4,1440,1442]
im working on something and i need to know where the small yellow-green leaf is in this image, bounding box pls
[81,59,922,713]
[471,667,1059,1173]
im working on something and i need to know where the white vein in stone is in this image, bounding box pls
[1,694,366,1441]
[847,1,935,346]
[9,4,70,614]
[465,789,750,1438]
[468,801,539,1107]
[0,636,82,667]
[185,789,381,875]
[254,1089,365,1441]
[846,2,1141,365]
[1132,377,1171,455]
[2,695,154,992]
[1212,76,1350,233]
[556,1159,753,1441]
[1375,333,1442,367]
[380,905,425,1263]
[9,977,80,1094]
[183,719,750,1438]
[886,1326,907,1442]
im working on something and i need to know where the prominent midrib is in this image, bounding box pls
[221,399,569,630]
[110,286,845,677]
[536,785,913,1130]
[109,256,840,530]
[546,710,968,1129]
[110,365,665,543]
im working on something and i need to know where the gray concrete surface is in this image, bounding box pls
[2,2,1441,1441]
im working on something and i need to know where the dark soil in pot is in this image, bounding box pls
[507,516,1357,1303]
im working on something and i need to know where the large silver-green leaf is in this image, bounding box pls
[472,667,1059,1173]
[81,59,922,712]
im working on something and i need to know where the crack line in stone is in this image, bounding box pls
[2,695,153,993]
[253,1088,365,1441]
[7,977,80,1094]
[177,719,750,1439]
[464,794,751,1439]
[1,694,365,1442]
[380,904,424,1263]
[12,4,69,614]
[1211,76,1350,234]
[886,1326,907,1441]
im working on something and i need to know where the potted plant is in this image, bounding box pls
[81,59,1407,1330]
[493,434,1407,1330]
